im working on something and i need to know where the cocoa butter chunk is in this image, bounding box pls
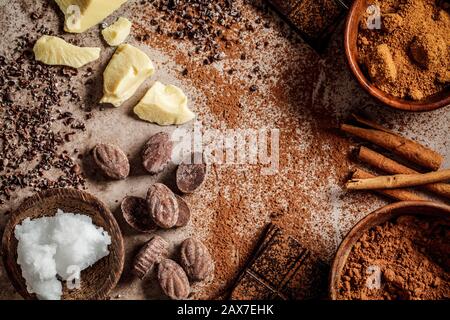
[133,235,169,279]
[102,17,132,46]
[54,0,128,34]
[141,132,173,174]
[176,154,207,194]
[33,35,100,68]
[133,81,195,126]
[100,44,155,107]
[180,238,214,281]
[121,196,157,233]
[366,44,397,84]
[93,143,130,179]
[147,183,179,229]
[158,259,190,300]
[175,195,191,227]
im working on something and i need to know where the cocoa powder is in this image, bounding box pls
[358,0,450,100]
[337,215,450,300]
[131,0,357,298]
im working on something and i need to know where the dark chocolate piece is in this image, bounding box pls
[229,224,328,300]
[266,0,349,52]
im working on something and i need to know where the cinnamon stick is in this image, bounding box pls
[351,168,427,201]
[358,146,450,199]
[347,169,450,190]
[341,123,443,171]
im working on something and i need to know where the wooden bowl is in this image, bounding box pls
[1,188,125,300]
[344,0,450,112]
[329,201,450,300]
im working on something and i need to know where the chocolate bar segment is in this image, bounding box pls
[266,0,348,51]
[289,0,343,39]
[229,224,328,300]
[250,228,308,289]
[280,252,329,300]
[268,0,299,15]
[230,271,283,300]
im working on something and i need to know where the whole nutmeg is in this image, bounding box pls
[142,132,173,174]
[158,259,190,300]
[133,235,169,279]
[176,153,207,194]
[147,183,179,229]
[180,238,214,281]
[93,143,130,179]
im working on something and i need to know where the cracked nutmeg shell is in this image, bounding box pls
[180,237,214,281]
[175,195,190,227]
[141,132,173,174]
[133,235,169,279]
[158,259,190,300]
[176,153,207,194]
[93,143,130,179]
[147,183,179,229]
[121,196,157,233]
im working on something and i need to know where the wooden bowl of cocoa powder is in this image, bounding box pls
[345,0,450,111]
[329,201,450,300]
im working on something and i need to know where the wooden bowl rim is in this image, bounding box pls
[344,0,450,112]
[329,200,450,300]
[1,188,125,300]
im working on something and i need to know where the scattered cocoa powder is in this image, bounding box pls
[129,0,361,299]
[337,215,450,300]
[358,0,450,100]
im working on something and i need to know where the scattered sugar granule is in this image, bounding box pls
[14,209,112,300]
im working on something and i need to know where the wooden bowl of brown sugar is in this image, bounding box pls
[1,188,125,300]
[345,0,450,112]
[329,201,450,300]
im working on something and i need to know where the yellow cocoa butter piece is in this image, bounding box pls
[54,0,128,33]
[134,81,195,126]
[101,44,155,107]
[33,35,100,68]
[102,17,132,46]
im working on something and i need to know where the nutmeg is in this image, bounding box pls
[147,183,179,229]
[133,235,169,279]
[157,259,190,300]
[179,238,214,281]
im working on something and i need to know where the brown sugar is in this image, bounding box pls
[410,34,447,69]
[337,215,450,300]
[358,0,450,100]
[367,44,398,84]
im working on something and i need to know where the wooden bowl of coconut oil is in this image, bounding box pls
[1,188,124,300]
